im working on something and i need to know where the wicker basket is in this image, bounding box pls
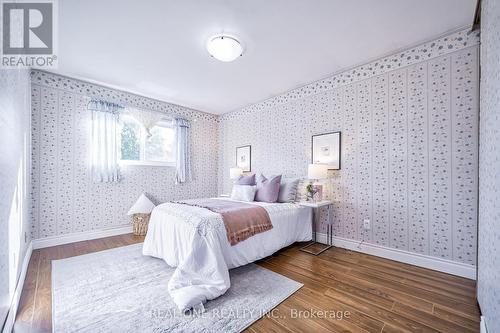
[132,213,150,236]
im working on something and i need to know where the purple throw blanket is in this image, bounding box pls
[174,198,273,245]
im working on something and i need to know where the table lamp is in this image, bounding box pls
[229,167,243,180]
[307,164,328,202]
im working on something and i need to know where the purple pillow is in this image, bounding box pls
[235,174,256,185]
[255,174,282,203]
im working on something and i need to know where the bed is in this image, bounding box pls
[142,198,312,312]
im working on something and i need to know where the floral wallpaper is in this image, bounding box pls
[478,0,500,331]
[219,28,480,265]
[30,71,219,239]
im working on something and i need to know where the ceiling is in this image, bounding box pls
[56,0,477,114]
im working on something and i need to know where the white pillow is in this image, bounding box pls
[230,185,256,202]
[127,193,155,215]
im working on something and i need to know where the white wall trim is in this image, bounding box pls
[2,241,32,333]
[315,232,477,280]
[32,225,133,250]
[480,316,488,333]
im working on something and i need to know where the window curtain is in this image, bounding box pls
[123,107,169,137]
[88,100,123,182]
[175,118,191,184]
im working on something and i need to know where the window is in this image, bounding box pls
[119,115,141,161]
[118,114,176,166]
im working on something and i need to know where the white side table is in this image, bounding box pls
[298,200,333,255]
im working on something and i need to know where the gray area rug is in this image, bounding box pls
[52,243,302,333]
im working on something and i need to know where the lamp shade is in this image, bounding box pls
[127,193,155,215]
[308,164,328,180]
[229,167,243,179]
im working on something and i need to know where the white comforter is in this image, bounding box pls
[142,198,312,311]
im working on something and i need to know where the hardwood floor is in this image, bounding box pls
[14,235,480,333]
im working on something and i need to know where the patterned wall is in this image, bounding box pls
[30,71,219,239]
[219,29,480,265]
[478,0,500,331]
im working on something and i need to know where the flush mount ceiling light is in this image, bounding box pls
[206,34,243,62]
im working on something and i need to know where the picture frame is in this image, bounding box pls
[311,131,341,170]
[236,145,251,172]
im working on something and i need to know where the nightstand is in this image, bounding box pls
[298,200,333,255]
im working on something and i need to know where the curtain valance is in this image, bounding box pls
[87,100,123,114]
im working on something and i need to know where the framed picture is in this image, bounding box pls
[236,145,251,172]
[312,131,341,170]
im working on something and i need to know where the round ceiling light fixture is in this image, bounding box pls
[206,34,243,62]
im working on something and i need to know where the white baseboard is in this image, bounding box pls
[480,316,488,333]
[2,241,33,333]
[315,232,477,280]
[32,225,133,249]
[30,228,476,279]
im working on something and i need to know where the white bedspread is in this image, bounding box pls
[142,199,312,311]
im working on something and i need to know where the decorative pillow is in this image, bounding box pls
[294,178,309,202]
[235,174,256,185]
[127,193,155,215]
[278,178,300,203]
[230,185,257,202]
[255,174,282,203]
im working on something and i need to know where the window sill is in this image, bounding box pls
[119,160,176,167]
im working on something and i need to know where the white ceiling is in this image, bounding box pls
[56,0,476,114]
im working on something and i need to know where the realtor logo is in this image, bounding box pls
[1,0,57,67]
